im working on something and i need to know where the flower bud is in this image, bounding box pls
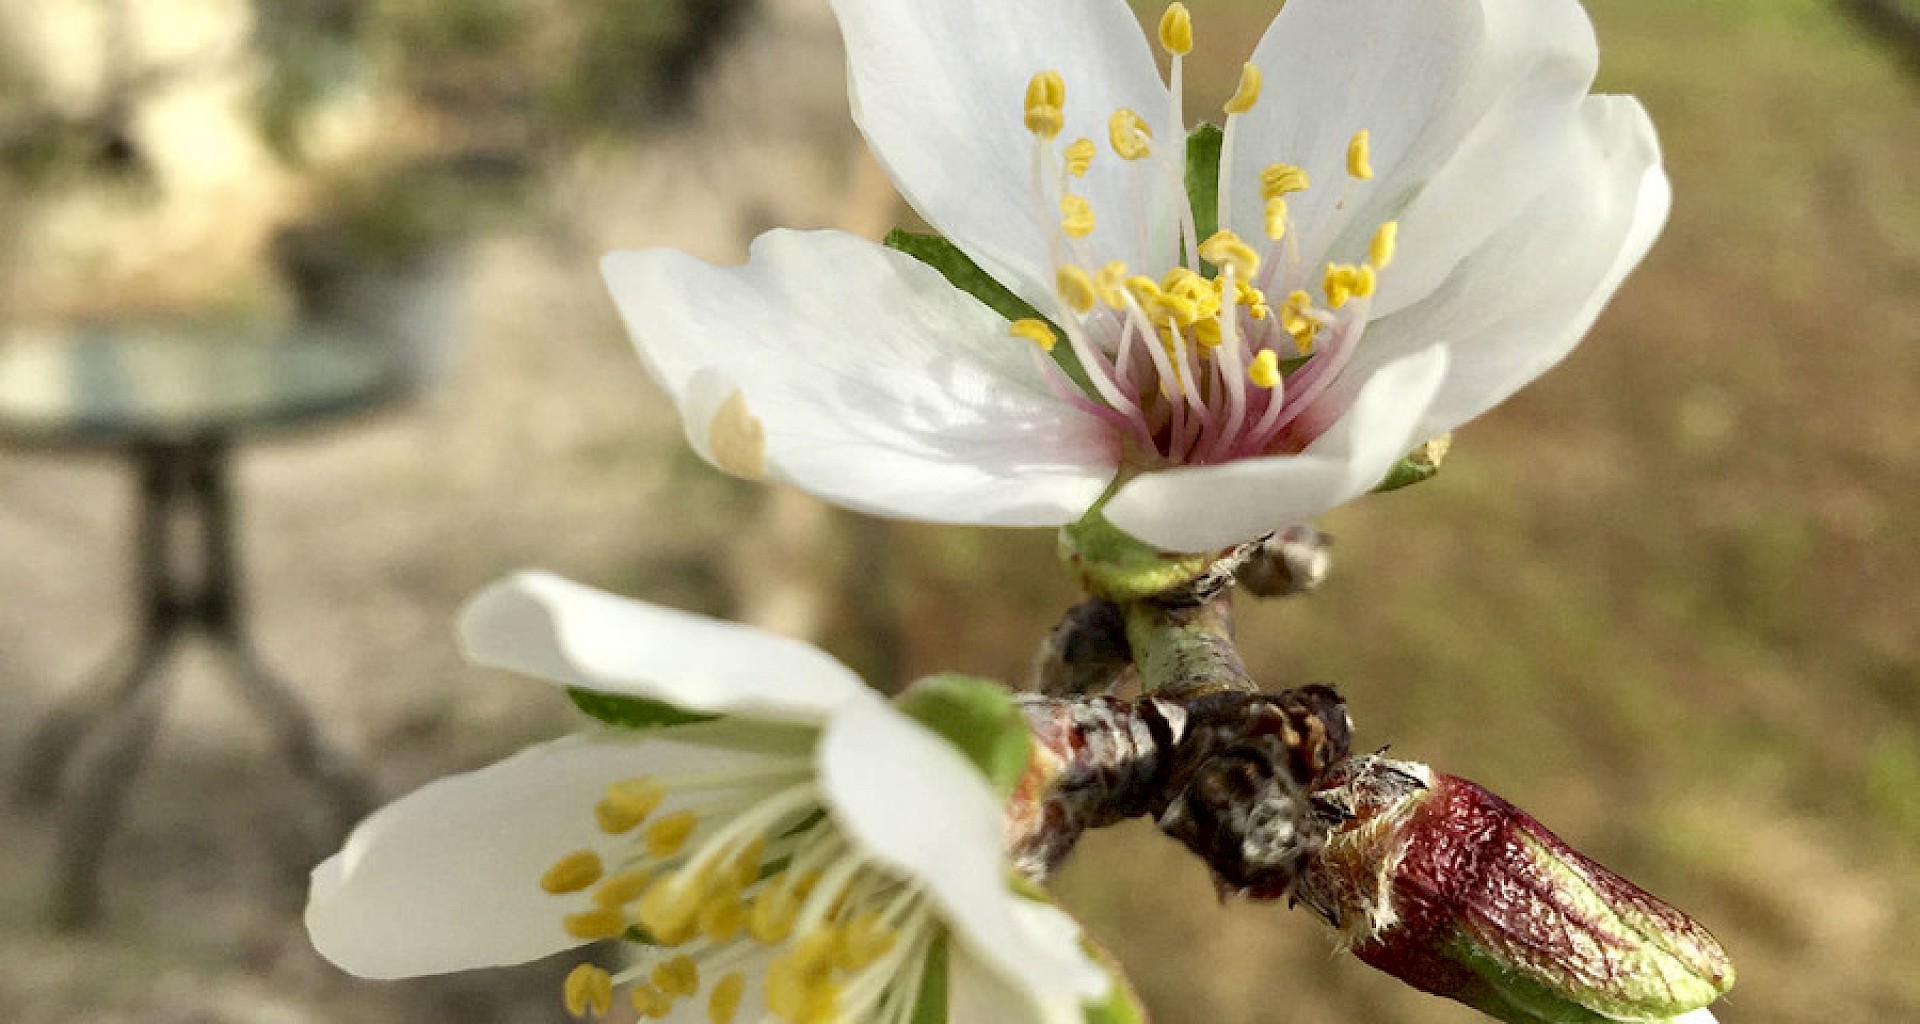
[1297,756,1733,1024]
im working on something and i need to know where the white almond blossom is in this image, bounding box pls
[305,573,1108,1024]
[603,0,1670,553]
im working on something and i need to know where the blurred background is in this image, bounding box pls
[0,0,1914,1021]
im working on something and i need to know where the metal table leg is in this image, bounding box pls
[26,438,376,928]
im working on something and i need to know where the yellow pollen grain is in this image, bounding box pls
[1248,349,1281,389]
[1225,63,1262,115]
[1023,71,1066,139]
[1008,318,1057,353]
[1347,129,1373,180]
[631,982,674,1020]
[594,867,654,909]
[1063,137,1096,177]
[1368,221,1398,270]
[1199,229,1261,280]
[541,850,605,894]
[563,907,629,942]
[653,955,701,998]
[1095,261,1130,307]
[709,972,746,1024]
[1324,264,1357,310]
[1264,196,1288,241]
[1108,108,1153,161]
[1260,163,1310,199]
[596,777,665,834]
[1158,3,1193,56]
[1060,194,1096,239]
[564,963,614,1018]
[1056,265,1098,313]
[644,810,699,859]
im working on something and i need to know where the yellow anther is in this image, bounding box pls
[563,907,629,942]
[748,880,800,944]
[1060,194,1096,239]
[653,955,701,998]
[1095,261,1130,307]
[638,876,700,943]
[1024,71,1066,139]
[1191,318,1222,350]
[795,981,844,1024]
[1225,62,1263,115]
[1108,108,1153,161]
[596,777,666,834]
[1063,137,1096,177]
[564,963,615,1018]
[834,911,900,971]
[1263,197,1288,242]
[1260,163,1310,199]
[1324,264,1358,310]
[1282,290,1319,352]
[709,972,746,1024]
[1056,265,1098,313]
[541,850,605,895]
[730,837,767,891]
[699,890,748,942]
[1199,229,1261,280]
[1347,129,1373,180]
[1353,263,1377,298]
[1008,318,1057,353]
[1248,349,1281,389]
[593,867,654,909]
[644,810,699,859]
[631,982,674,1020]
[1123,274,1163,309]
[1368,221,1398,270]
[1158,3,1194,56]
[1151,291,1200,326]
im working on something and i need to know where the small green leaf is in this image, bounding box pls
[909,934,950,1024]
[885,229,1044,325]
[1184,122,1224,250]
[893,675,1032,799]
[1373,434,1453,494]
[567,688,715,730]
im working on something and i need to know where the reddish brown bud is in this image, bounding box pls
[1298,756,1733,1024]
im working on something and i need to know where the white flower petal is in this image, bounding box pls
[948,919,1086,1024]
[604,230,1119,528]
[827,0,1178,316]
[459,572,866,722]
[817,696,1109,1006]
[306,733,781,978]
[1227,0,1598,280]
[1102,346,1450,552]
[1340,96,1669,439]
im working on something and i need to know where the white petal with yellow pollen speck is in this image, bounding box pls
[827,0,1181,319]
[459,572,866,723]
[1320,96,1668,441]
[604,231,1119,529]
[1225,0,1600,299]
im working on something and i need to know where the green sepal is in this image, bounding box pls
[909,933,950,1024]
[894,674,1032,799]
[1059,506,1218,603]
[1373,435,1453,494]
[1184,122,1224,253]
[885,229,1044,325]
[567,688,715,730]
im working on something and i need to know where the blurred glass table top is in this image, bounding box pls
[0,320,412,447]
[3,320,411,927]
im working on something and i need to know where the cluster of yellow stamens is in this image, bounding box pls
[1000,3,1406,466]
[540,764,938,1024]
